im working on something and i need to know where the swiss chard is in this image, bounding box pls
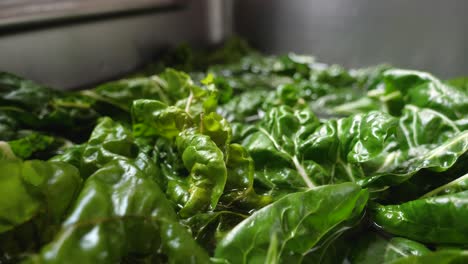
[214,183,368,263]
[347,232,431,263]
[0,72,99,139]
[29,159,209,263]
[372,190,468,245]
[242,106,321,190]
[174,128,227,217]
[1,39,468,263]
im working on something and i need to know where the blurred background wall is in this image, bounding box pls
[0,0,467,89]
[0,1,223,89]
[235,0,468,78]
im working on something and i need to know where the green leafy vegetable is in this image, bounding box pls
[420,173,468,198]
[347,232,431,263]
[214,183,368,263]
[243,106,321,190]
[387,250,468,264]
[377,69,468,119]
[30,159,209,263]
[174,128,227,217]
[220,143,272,209]
[0,72,99,139]
[372,190,468,244]
[1,39,468,263]
[0,159,81,233]
[81,117,138,177]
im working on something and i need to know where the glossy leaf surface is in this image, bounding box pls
[215,183,368,263]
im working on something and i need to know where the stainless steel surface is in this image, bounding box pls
[206,0,233,44]
[0,0,185,28]
[0,1,225,89]
[235,0,468,78]
[2,0,466,90]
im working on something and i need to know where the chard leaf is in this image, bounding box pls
[301,110,398,186]
[0,160,81,233]
[220,143,272,209]
[214,183,368,264]
[421,173,468,198]
[132,99,192,139]
[347,232,431,263]
[296,105,467,189]
[29,159,209,263]
[372,191,468,245]
[199,112,231,150]
[0,111,19,140]
[0,72,98,137]
[182,211,247,253]
[7,133,55,160]
[49,144,85,169]
[175,129,227,217]
[81,117,138,177]
[83,68,193,111]
[377,69,468,119]
[132,99,237,217]
[175,80,219,118]
[218,90,271,123]
[242,106,320,189]
[361,129,468,188]
[387,250,468,264]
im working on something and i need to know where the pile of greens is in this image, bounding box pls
[1,38,467,263]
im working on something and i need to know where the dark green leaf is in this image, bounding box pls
[220,143,272,210]
[347,232,431,263]
[387,250,468,264]
[81,117,138,177]
[182,211,247,254]
[243,106,321,189]
[421,173,468,198]
[214,183,368,264]
[29,159,209,263]
[174,129,227,217]
[7,133,55,160]
[372,191,468,245]
[377,69,468,119]
[0,72,99,139]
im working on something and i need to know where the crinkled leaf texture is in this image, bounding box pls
[242,106,321,190]
[28,159,209,264]
[132,99,232,217]
[0,72,98,136]
[81,117,138,177]
[82,68,193,111]
[1,42,468,264]
[379,69,468,119]
[175,128,227,217]
[295,105,468,189]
